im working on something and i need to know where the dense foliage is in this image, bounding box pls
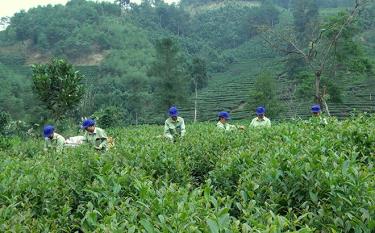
[0,116,374,232]
[32,59,85,120]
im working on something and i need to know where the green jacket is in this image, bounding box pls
[44,133,65,153]
[250,117,271,128]
[83,127,108,150]
[164,117,186,140]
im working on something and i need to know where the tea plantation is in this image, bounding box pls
[0,116,374,232]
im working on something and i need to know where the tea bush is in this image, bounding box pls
[0,115,374,232]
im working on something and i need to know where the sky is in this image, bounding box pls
[0,0,179,17]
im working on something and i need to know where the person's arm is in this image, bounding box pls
[266,119,271,128]
[229,124,237,131]
[97,129,108,150]
[250,118,255,127]
[56,137,65,153]
[217,122,225,130]
[180,119,186,137]
[164,121,173,140]
[237,125,246,130]
[44,139,49,152]
[82,132,88,143]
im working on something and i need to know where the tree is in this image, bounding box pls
[272,0,290,8]
[359,1,375,30]
[0,111,11,135]
[92,106,126,128]
[324,11,372,74]
[261,0,369,115]
[115,0,131,14]
[287,0,319,75]
[190,57,208,122]
[123,73,152,125]
[155,3,190,36]
[246,1,281,38]
[32,59,85,120]
[149,38,188,112]
[0,17,10,31]
[251,72,282,118]
[291,0,319,46]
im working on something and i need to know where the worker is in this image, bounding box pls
[81,118,108,151]
[217,111,238,131]
[310,104,328,125]
[164,106,186,141]
[43,125,65,153]
[250,106,271,128]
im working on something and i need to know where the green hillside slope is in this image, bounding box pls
[0,0,374,123]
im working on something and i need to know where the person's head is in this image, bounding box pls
[81,119,96,133]
[218,111,230,123]
[311,104,321,116]
[256,106,266,119]
[168,106,179,121]
[43,125,55,139]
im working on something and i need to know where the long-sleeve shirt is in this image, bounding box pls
[44,133,65,153]
[164,117,186,140]
[250,117,271,128]
[217,121,237,132]
[83,127,108,150]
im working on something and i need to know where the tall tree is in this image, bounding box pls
[123,73,152,125]
[251,72,282,118]
[115,0,131,15]
[262,0,369,115]
[287,0,319,75]
[291,0,319,46]
[0,111,11,135]
[272,0,290,8]
[325,11,372,74]
[32,59,85,120]
[149,38,188,112]
[0,17,10,30]
[190,57,208,122]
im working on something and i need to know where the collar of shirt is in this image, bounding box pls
[46,133,58,141]
[170,117,180,123]
[256,117,265,122]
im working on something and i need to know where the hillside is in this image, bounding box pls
[0,0,374,124]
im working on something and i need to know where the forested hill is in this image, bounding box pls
[0,0,374,125]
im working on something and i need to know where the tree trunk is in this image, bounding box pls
[135,112,138,125]
[194,82,198,123]
[322,86,331,117]
[315,70,321,104]
[322,98,331,117]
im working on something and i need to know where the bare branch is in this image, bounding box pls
[319,0,367,71]
[259,33,298,55]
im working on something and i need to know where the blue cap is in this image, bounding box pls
[81,119,95,129]
[218,111,230,120]
[256,107,265,115]
[43,125,54,137]
[311,104,321,113]
[168,107,179,117]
